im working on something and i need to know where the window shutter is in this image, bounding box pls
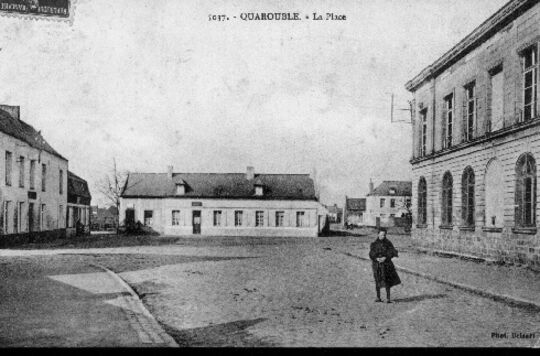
[515,174,523,226]
[441,102,447,149]
[462,93,468,142]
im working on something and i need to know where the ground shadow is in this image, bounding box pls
[60,253,259,273]
[392,293,447,303]
[158,318,276,347]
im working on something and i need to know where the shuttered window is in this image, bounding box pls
[441,172,453,226]
[515,153,536,227]
[463,82,476,142]
[461,167,475,227]
[522,45,538,121]
[418,177,427,225]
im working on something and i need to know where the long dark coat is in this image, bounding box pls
[369,238,401,289]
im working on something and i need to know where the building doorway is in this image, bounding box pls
[28,203,34,233]
[192,210,201,234]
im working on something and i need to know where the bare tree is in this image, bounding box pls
[96,158,129,235]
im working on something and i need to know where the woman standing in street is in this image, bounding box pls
[369,228,401,303]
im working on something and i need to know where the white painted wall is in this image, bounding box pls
[0,131,68,235]
[120,197,323,237]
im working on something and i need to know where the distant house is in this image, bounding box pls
[119,166,327,237]
[364,180,412,227]
[66,171,91,237]
[90,205,118,231]
[343,197,366,226]
[324,204,343,223]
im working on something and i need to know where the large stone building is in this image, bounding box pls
[364,180,412,228]
[0,105,69,245]
[119,166,326,237]
[406,0,539,268]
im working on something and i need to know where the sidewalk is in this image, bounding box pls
[0,254,176,347]
[341,247,540,311]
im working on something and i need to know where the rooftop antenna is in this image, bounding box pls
[390,93,413,124]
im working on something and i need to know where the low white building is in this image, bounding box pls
[120,166,326,237]
[0,105,69,244]
[364,180,412,227]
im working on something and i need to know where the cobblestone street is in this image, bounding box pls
[0,234,539,347]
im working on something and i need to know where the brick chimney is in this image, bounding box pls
[369,179,374,194]
[0,105,20,120]
[246,166,255,180]
[167,165,173,179]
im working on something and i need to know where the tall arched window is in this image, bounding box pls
[461,167,475,226]
[418,177,427,225]
[441,172,453,226]
[515,153,537,227]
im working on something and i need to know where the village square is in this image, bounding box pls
[0,0,539,349]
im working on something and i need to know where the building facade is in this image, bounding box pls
[364,181,412,227]
[406,0,540,269]
[324,204,343,224]
[66,171,91,237]
[343,197,366,227]
[0,105,69,245]
[120,166,325,237]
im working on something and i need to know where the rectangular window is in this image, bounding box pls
[522,45,538,121]
[234,210,243,227]
[275,211,285,227]
[58,205,63,229]
[213,210,222,226]
[5,151,12,186]
[296,211,306,227]
[420,109,427,157]
[143,210,153,226]
[18,156,25,188]
[390,199,396,208]
[59,169,63,195]
[380,199,385,208]
[490,66,504,131]
[29,160,36,190]
[40,204,46,231]
[171,210,180,226]
[463,82,476,141]
[68,206,74,228]
[255,211,264,227]
[18,202,24,232]
[444,93,454,148]
[4,201,10,233]
[41,164,47,192]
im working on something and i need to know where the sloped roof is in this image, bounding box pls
[0,108,67,161]
[346,198,366,211]
[369,181,412,197]
[121,172,317,200]
[68,171,91,199]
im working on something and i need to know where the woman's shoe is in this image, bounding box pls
[386,300,393,304]
[375,298,383,303]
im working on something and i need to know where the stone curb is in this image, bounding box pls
[338,251,540,313]
[90,263,179,347]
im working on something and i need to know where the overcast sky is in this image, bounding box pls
[0,0,509,206]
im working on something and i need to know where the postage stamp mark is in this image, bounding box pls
[0,0,72,21]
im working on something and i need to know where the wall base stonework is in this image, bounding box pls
[412,227,540,270]
[0,229,67,248]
